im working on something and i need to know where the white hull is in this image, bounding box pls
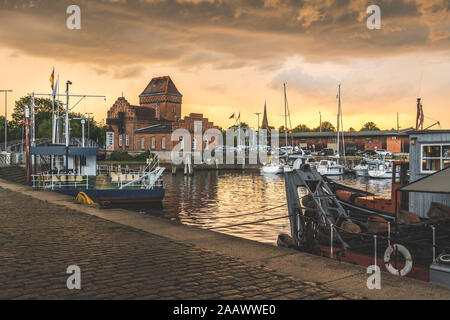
[354,165,369,177]
[261,164,284,174]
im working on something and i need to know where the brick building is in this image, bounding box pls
[106,76,219,152]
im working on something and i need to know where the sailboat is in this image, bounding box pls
[318,84,345,176]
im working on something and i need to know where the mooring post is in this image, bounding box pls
[431,225,436,262]
[330,224,334,259]
[387,222,391,247]
[374,235,377,267]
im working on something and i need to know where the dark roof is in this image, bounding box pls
[139,76,182,97]
[400,167,450,194]
[289,130,408,138]
[128,106,156,120]
[409,129,450,135]
[134,124,173,134]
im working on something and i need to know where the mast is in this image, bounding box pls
[283,83,288,147]
[337,84,341,157]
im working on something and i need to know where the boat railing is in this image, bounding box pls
[31,173,89,190]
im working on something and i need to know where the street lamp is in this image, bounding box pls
[0,89,13,152]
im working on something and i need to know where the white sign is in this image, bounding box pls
[106,131,114,151]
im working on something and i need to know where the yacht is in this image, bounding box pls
[317,159,346,176]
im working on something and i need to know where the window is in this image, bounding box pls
[125,134,129,147]
[162,138,166,150]
[151,138,156,149]
[119,134,123,147]
[421,144,450,173]
[141,138,145,150]
[192,138,197,151]
[204,139,209,150]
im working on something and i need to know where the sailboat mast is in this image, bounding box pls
[283,83,288,147]
[337,84,341,156]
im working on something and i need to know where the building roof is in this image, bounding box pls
[139,76,182,97]
[134,124,173,134]
[409,129,450,136]
[400,167,450,194]
[289,130,408,138]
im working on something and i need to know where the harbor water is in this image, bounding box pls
[129,171,393,245]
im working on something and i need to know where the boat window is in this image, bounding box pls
[319,160,327,166]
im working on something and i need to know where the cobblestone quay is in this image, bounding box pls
[0,188,350,300]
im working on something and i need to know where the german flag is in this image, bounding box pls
[50,67,55,90]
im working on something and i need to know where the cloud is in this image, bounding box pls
[0,0,448,71]
[269,67,337,98]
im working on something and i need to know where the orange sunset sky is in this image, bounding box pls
[0,0,449,130]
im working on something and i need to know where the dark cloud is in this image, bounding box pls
[0,0,448,69]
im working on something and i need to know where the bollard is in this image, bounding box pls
[374,235,377,267]
[430,225,436,262]
[330,224,333,259]
[387,222,391,247]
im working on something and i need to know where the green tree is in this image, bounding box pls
[348,127,356,132]
[360,122,380,131]
[313,121,335,132]
[292,124,311,132]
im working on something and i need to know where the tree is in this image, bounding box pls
[348,127,356,132]
[360,122,380,131]
[313,121,335,132]
[292,124,311,132]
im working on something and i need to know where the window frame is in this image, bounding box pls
[420,143,449,174]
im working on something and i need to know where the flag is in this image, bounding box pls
[52,77,58,97]
[229,113,235,119]
[50,67,55,90]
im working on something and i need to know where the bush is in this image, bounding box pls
[107,150,156,163]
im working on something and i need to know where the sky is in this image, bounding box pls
[0,0,449,131]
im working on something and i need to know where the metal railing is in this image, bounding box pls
[31,173,89,190]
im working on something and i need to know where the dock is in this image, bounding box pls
[1,178,449,300]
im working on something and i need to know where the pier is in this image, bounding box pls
[1,177,449,300]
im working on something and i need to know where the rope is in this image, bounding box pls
[206,215,291,230]
[180,203,287,220]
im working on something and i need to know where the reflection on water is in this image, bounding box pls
[127,171,393,246]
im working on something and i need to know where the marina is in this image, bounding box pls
[1,0,450,304]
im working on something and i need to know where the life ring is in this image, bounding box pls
[384,244,413,276]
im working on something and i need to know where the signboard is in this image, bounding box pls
[106,132,114,151]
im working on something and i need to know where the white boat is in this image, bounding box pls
[317,160,346,176]
[261,163,285,174]
[368,162,400,179]
[354,163,369,177]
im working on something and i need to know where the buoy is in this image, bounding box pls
[76,192,94,205]
[384,244,413,276]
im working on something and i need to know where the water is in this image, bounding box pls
[133,171,392,246]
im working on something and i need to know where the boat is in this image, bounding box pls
[353,161,369,177]
[261,162,285,174]
[353,158,380,177]
[368,161,400,179]
[31,154,166,206]
[317,159,346,176]
[283,162,450,283]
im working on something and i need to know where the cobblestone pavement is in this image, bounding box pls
[0,188,354,300]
